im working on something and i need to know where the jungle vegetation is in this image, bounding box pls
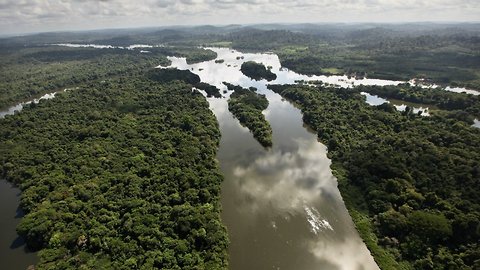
[3,23,478,89]
[240,61,277,81]
[227,85,272,147]
[0,45,217,110]
[1,23,480,270]
[268,84,480,270]
[354,84,480,121]
[225,25,480,90]
[147,68,221,98]
[0,72,229,269]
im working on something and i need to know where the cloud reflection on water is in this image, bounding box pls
[168,47,380,270]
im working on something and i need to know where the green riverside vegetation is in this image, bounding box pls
[240,61,277,81]
[354,84,480,121]
[268,84,480,270]
[227,85,272,147]
[0,46,217,110]
[147,68,221,98]
[0,72,229,269]
[2,24,480,269]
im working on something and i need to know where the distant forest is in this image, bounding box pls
[1,22,479,270]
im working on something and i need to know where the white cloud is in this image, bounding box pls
[0,0,479,35]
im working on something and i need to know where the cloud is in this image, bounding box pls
[0,0,479,34]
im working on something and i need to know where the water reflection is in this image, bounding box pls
[473,119,480,129]
[0,88,75,119]
[1,44,477,270]
[361,92,430,116]
[0,180,37,269]
[167,48,380,270]
[407,79,480,96]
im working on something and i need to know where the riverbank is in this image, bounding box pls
[268,84,480,269]
[0,180,38,270]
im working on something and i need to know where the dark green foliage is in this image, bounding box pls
[240,61,277,81]
[356,84,480,120]
[147,68,201,85]
[226,25,480,89]
[407,211,452,244]
[229,29,314,51]
[227,85,272,147]
[0,46,170,110]
[195,83,222,98]
[222,82,243,92]
[0,75,228,269]
[268,84,480,269]
[147,69,221,98]
[0,45,218,110]
[276,36,480,89]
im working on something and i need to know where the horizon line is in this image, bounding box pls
[2,20,480,39]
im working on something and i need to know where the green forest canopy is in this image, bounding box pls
[268,84,480,270]
[227,85,272,147]
[0,73,229,269]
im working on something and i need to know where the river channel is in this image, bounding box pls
[1,46,479,269]
[164,47,381,269]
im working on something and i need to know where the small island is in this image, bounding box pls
[240,61,277,81]
[228,85,272,147]
[148,68,221,98]
[196,82,222,98]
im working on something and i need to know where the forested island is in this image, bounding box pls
[0,70,229,269]
[227,85,272,147]
[0,46,217,110]
[268,84,480,269]
[240,61,277,81]
[146,68,221,98]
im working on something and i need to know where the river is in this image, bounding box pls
[164,47,380,269]
[1,46,479,269]
[0,180,37,269]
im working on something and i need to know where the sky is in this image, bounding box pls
[0,0,479,35]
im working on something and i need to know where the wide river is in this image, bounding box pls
[164,48,382,269]
[1,46,479,269]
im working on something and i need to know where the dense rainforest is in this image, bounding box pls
[227,85,272,147]
[0,71,229,269]
[3,23,479,90]
[268,84,480,269]
[146,68,221,98]
[240,61,277,82]
[354,84,480,121]
[0,45,217,110]
[1,23,480,270]
[225,26,480,90]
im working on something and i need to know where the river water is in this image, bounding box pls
[0,180,37,269]
[164,48,380,269]
[1,46,479,269]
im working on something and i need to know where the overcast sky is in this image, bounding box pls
[1,0,479,35]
